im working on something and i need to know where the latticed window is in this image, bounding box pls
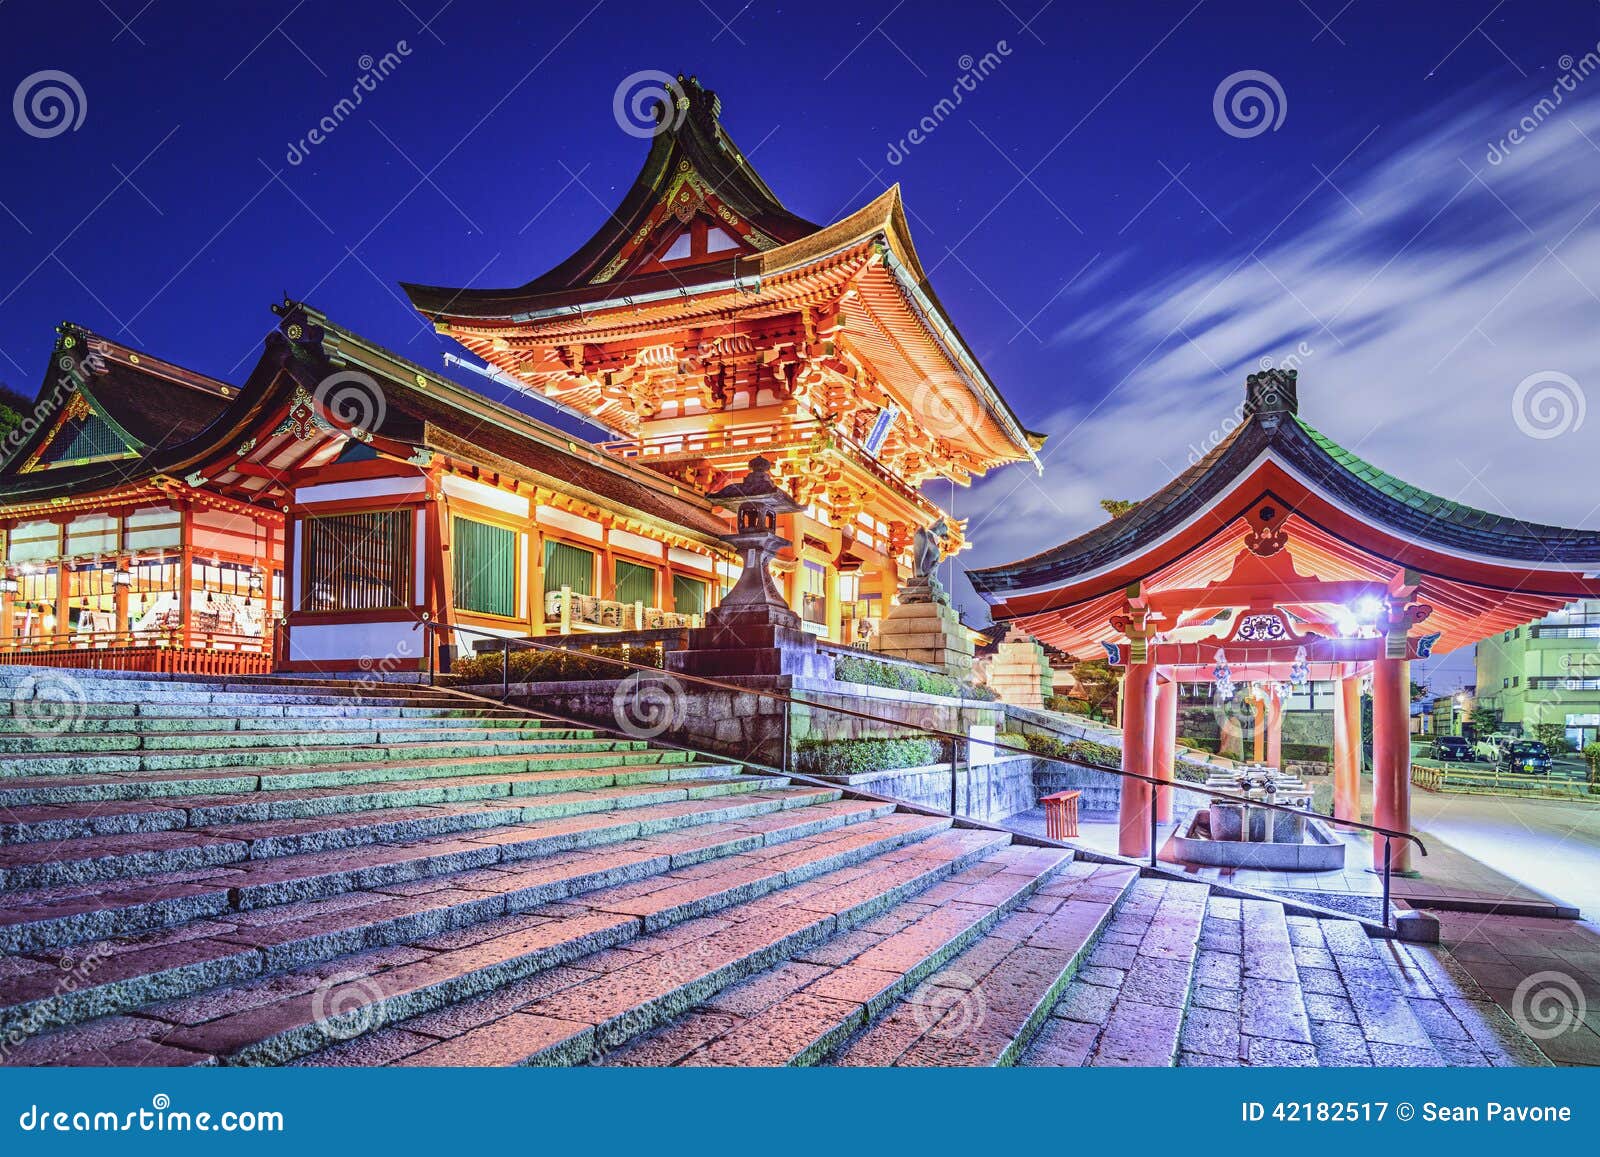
[543,539,593,596]
[801,560,827,625]
[35,410,128,467]
[672,574,707,616]
[613,559,656,606]
[301,510,412,611]
[452,517,517,618]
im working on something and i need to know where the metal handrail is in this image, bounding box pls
[422,621,1427,926]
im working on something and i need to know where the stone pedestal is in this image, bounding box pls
[667,604,833,682]
[988,626,1050,708]
[872,576,973,677]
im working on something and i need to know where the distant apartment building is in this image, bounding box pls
[1474,600,1600,746]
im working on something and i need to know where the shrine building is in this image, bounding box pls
[968,370,1600,871]
[403,74,1042,646]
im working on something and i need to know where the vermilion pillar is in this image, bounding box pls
[1118,661,1157,857]
[1266,687,1283,769]
[1334,675,1362,822]
[1370,657,1413,874]
[1152,676,1178,822]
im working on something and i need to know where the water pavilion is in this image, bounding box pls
[969,370,1600,871]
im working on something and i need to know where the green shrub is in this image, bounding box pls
[1022,732,1120,768]
[794,736,945,777]
[832,654,996,700]
[1044,695,1090,716]
[452,643,663,684]
[1280,742,1330,764]
[1584,742,1600,788]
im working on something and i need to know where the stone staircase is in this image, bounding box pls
[0,668,1547,1068]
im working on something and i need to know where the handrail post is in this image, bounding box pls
[1149,783,1159,868]
[780,698,791,776]
[501,640,510,703]
[1381,837,1393,930]
[950,742,959,817]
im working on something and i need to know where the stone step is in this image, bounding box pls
[0,735,652,779]
[0,722,586,755]
[0,703,530,726]
[0,790,889,953]
[0,798,903,1042]
[309,826,1007,1067]
[1161,894,1314,1066]
[4,688,446,708]
[826,863,1141,1066]
[594,845,1077,1066]
[1282,914,1540,1067]
[0,747,700,807]
[0,711,568,735]
[0,761,746,843]
[12,813,961,1064]
[0,780,825,892]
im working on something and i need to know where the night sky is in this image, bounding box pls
[4,0,1600,691]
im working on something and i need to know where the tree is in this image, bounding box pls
[0,381,30,445]
[1530,723,1572,754]
[1469,705,1500,736]
[1582,742,1600,791]
[1067,658,1118,722]
[1410,679,1430,703]
[1099,499,1139,519]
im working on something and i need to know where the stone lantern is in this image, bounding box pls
[701,456,803,630]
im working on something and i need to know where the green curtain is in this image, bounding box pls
[543,539,594,596]
[613,560,656,607]
[452,517,517,618]
[672,574,707,616]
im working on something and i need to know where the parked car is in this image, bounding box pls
[1499,740,1553,775]
[1431,736,1476,763]
[1473,733,1515,762]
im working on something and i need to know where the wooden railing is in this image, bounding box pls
[0,630,273,675]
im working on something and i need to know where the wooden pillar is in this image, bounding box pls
[178,504,194,650]
[1153,676,1178,822]
[1371,657,1413,874]
[1118,661,1157,857]
[1334,674,1363,822]
[1266,687,1283,768]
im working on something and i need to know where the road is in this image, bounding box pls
[1409,790,1600,919]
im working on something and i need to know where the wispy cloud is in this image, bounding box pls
[962,85,1600,600]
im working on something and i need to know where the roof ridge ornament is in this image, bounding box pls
[1244,367,1298,430]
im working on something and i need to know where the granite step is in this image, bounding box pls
[0,713,575,737]
[22,813,959,1064]
[311,825,1006,1067]
[0,702,532,725]
[0,761,746,843]
[0,797,899,1039]
[1007,877,1204,1068]
[594,844,1077,1066]
[823,863,1141,1066]
[0,781,843,952]
[1283,914,1540,1067]
[1154,893,1312,1066]
[0,779,824,891]
[0,722,587,755]
[0,747,700,807]
[0,735,652,778]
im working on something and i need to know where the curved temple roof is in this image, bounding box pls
[400,74,1043,474]
[969,370,1600,656]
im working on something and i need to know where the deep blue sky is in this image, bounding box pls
[4,0,1600,690]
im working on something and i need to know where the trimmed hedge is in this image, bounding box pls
[832,654,997,700]
[452,644,663,684]
[793,736,946,778]
[1022,732,1120,768]
[1044,695,1091,716]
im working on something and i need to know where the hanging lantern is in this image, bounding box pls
[1289,644,1309,687]
[1212,648,1234,702]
